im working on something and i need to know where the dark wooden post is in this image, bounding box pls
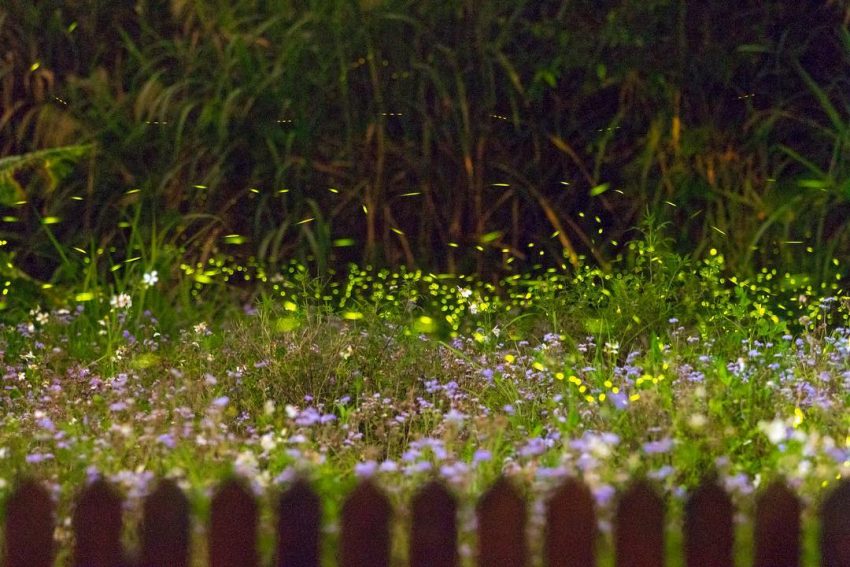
[276,479,321,567]
[138,478,190,567]
[615,481,664,567]
[410,481,458,567]
[753,480,800,567]
[209,476,259,567]
[684,481,733,567]
[339,480,392,567]
[72,477,128,567]
[545,477,596,567]
[821,478,850,567]
[2,477,54,567]
[477,476,526,567]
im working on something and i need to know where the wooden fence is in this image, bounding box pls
[2,474,850,566]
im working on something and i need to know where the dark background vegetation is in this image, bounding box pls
[1,0,849,290]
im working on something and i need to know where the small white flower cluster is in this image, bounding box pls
[29,307,49,326]
[110,293,132,310]
[604,341,620,356]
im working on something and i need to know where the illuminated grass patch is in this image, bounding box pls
[0,230,846,565]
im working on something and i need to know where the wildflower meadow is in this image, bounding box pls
[0,220,848,565]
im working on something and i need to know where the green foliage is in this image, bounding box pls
[0,144,94,205]
[1,1,848,302]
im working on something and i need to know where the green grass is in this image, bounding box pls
[0,221,847,565]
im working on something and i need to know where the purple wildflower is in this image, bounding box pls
[354,460,378,478]
[26,452,54,463]
[519,437,547,458]
[473,449,492,463]
[157,433,177,448]
[643,438,674,454]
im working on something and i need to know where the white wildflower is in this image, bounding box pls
[234,450,258,471]
[142,271,159,287]
[111,423,133,437]
[110,293,132,310]
[588,435,614,458]
[759,418,789,445]
[604,341,620,356]
[260,433,277,452]
[30,308,48,326]
[688,413,707,430]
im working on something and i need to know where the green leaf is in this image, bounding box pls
[0,144,94,206]
[0,175,25,206]
[792,58,849,139]
[533,68,557,88]
[494,51,525,95]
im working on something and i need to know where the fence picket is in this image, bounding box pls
[209,476,259,567]
[11,474,850,564]
[477,476,526,567]
[276,479,321,567]
[821,478,850,567]
[615,480,664,567]
[72,477,127,567]
[138,478,190,567]
[410,481,458,567]
[684,481,733,567]
[545,477,595,567]
[2,477,54,567]
[340,480,391,567]
[753,480,800,567]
